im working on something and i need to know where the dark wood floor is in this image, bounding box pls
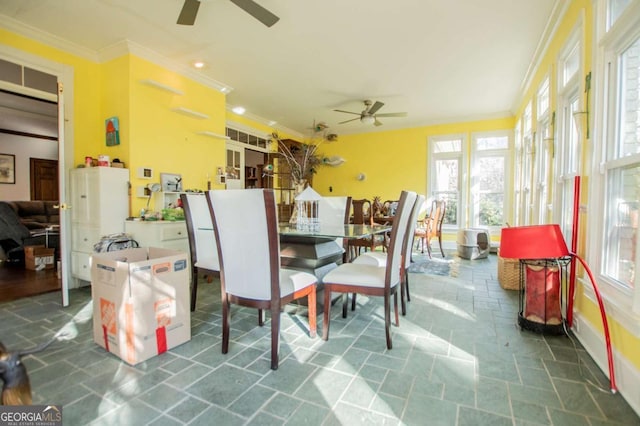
[0,264,61,303]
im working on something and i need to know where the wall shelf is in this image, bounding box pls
[171,107,209,119]
[197,131,230,140]
[140,79,184,95]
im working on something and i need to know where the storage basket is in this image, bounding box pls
[498,250,520,290]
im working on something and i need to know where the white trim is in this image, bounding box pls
[0,14,99,61]
[225,105,304,140]
[99,40,232,95]
[0,43,76,306]
[515,0,572,112]
[572,312,640,416]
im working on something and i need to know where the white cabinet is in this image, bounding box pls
[70,167,129,281]
[124,220,190,253]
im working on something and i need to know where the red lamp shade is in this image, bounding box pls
[500,225,569,259]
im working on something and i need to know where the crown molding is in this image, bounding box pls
[225,105,304,140]
[0,14,99,61]
[98,40,233,95]
[513,0,571,113]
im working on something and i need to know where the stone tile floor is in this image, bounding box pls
[1,252,638,425]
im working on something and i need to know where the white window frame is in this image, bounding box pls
[589,0,640,328]
[521,102,534,225]
[554,18,584,243]
[536,76,553,224]
[428,134,467,230]
[470,130,512,234]
[514,119,523,226]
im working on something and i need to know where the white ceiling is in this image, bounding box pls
[0,0,559,136]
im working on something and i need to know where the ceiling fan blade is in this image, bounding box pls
[230,0,280,27]
[338,117,360,124]
[367,101,384,115]
[177,0,200,25]
[333,109,361,116]
[375,112,408,118]
[374,118,383,126]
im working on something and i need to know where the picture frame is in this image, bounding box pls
[0,153,16,184]
[160,173,183,192]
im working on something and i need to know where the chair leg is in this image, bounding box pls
[351,293,357,311]
[400,270,407,316]
[308,289,317,338]
[384,293,392,350]
[394,292,399,326]
[426,238,432,259]
[190,266,198,312]
[258,309,264,326]
[270,304,280,370]
[322,286,332,340]
[438,235,445,257]
[405,268,411,302]
[221,296,230,354]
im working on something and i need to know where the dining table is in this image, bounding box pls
[278,223,391,282]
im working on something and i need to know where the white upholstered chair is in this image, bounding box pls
[318,196,352,262]
[352,194,425,315]
[321,190,417,349]
[181,193,220,312]
[206,189,317,370]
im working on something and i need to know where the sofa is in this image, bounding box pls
[0,201,59,264]
[4,200,59,229]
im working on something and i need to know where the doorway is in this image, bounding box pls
[30,158,59,200]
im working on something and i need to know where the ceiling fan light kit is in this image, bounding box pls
[334,100,407,126]
[361,115,375,125]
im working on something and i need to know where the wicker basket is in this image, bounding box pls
[498,251,520,290]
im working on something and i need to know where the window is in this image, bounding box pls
[555,22,583,243]
[521,102,534,225]
[429,135,465,227]
[471,132,510,230]
[536,77,552,224]
[603,35,640,292]
[592,0,640,316]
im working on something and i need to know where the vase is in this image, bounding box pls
[288,179,307,224]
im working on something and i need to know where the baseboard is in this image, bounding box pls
[573,313,640,417]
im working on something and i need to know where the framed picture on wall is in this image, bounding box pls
[0,153,15,184]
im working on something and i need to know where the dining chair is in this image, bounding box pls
[318,196,352,263]
[415,199,447,258]
[181,193,220,312]
[348,198,385,258]
[322,190,417,349]
[352,194,425,315]
[206,189,317,370]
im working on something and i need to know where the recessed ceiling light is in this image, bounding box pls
[193,61,205,69]
[232,106,246,115]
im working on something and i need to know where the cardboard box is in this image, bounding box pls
[91,247,191,365]
[24,245,55,270]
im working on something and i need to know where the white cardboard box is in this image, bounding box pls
[91,247,191,365]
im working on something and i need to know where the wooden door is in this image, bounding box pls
[30,158,59,200]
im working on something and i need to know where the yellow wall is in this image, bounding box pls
[314,118,514,203]
[127,56,227,213]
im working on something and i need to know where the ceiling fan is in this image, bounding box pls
[177,0,280,27]
[334,100,407,126]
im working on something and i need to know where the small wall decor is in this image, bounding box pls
[0,153,16,184]
[160,173,183,192]
[105,116,120,146]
